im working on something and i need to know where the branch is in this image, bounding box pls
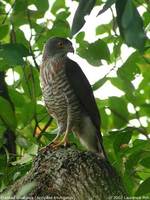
[1,1,16,25]
[28,44,40,71]
[26,7,40,71]
[35,117,53,139]
[110,7,118,37]
[7,147,127,199]
[107,106,149,139]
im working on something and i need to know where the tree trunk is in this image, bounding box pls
[0,71,16,156]
[6,146,127,199]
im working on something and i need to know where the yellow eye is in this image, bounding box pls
[58,42,64,48]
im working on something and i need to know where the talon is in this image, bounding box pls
[50,134,61,145]
[39,144,52,153]
[39,130,70,152]
[52,137,69,149]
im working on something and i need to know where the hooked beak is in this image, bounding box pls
[67,44,74,53]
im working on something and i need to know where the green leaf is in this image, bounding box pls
[88,39,110,62]
[56,11,70,21]
[143,11,150,27]
[123,171,135,195]
[96,23,111,35]
[50,19,70,38]
[140,157,150,168]
[112,38,122,59]
[92,77,107,91]
[108,96,129,128]
[77,39,110,66]
[125,139,150,155]
[17,102,35,127]
[51,0,65,15]
[13,0,27,13]
[26,144,38,155]
[0,44,30,70]
[21,65,41,98]
[140,103,150,117]
[99,107,109,130]
[125,151,143,171]
[75,32,85,43]
[12,154,33,165]
[0,154,7,172]
[36,104,48,122]
[41,132,56,143]
[137,168,150,181]
[0,96,17,131]
[110,77,134,92]
[8,88,25,107]
[116,0,146,50]
[97,0,116,15]
[11,0,28,26]
[34,0,49,12]
[0,25,9,40]
[0,125,6,148]
[15,29,29,48]
[110,77,135,103]
[135,177,150,196]
[71,0,96,36]
[112,128,132,155]
[12,0,45,26]
[16,136,29,149]
[121,1,133,29]
[0,2,5,17]
[117,52,141,81]
[13,171,21,181]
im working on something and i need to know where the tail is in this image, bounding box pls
[78,115,107,160]
[96,130,108,160]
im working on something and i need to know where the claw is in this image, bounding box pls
[51,131,69,148]
[50,134,61,145]
[39,144,53,153]
[39,130,70,152]
[51,137,69,149]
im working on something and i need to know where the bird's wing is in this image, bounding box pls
[65,58,101,132]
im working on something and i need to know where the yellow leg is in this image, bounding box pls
[52,130,69,148]
[39,133,62,153]
[50,133,61,144]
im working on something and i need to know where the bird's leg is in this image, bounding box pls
[50,123,67,146]
[52,110,73,148]
[50,130,61,145]
[52,120,71,148]
[51,106,73,148]
[51,129,69,148]
[39,126,64,153]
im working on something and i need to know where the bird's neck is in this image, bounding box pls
[41,55,67,75]
[42,53,67,62]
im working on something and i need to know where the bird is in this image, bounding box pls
[40,37,107,159]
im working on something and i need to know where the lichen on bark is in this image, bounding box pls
[8,146,127,199]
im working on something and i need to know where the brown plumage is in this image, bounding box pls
[40,37,107,159]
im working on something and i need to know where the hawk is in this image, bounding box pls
[40,37,107,159]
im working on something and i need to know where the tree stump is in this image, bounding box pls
[7,146,127,199]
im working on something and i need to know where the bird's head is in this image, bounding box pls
[43,37,74,60]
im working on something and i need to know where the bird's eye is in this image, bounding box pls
[58,42,64,48]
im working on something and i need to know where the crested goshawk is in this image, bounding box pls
[40,37,107,159]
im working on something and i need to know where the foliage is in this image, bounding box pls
[0,0,150,197]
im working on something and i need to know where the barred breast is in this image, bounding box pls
[40,58,81,132]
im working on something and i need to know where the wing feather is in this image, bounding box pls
[65,58,101,131]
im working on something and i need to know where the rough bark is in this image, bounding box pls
[8,146,127,200]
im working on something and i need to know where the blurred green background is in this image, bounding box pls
[0,0,150,197]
